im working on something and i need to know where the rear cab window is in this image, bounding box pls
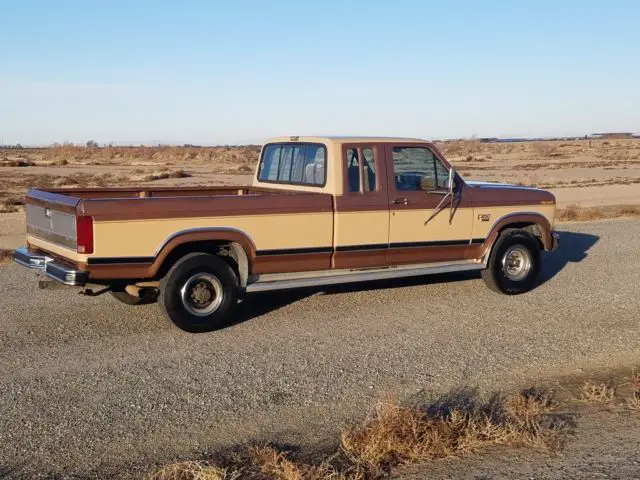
[257,143,327,186]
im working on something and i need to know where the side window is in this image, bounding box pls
[344,146,377,193]
[346,148,360,192]
[362,147,376,192]
[392,146,448,191]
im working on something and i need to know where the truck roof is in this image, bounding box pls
[265,135,428,145]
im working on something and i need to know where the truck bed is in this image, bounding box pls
[24,186,334,266]
[25,185,333,219]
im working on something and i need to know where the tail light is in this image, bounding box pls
[76,216,94,254]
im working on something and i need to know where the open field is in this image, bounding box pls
[1,139,640,211]
[1,219,640,478]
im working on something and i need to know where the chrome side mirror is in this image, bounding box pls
[447,167,454,193]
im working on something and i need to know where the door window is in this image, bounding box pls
[391,146,449,191]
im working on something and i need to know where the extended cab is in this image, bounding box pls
[14,136,559,332]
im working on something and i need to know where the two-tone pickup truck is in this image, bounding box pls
[14,136,558,332]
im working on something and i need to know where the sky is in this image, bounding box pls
[1,0,639,145]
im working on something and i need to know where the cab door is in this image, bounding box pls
[332,143,390,269]
[385,143,474,265]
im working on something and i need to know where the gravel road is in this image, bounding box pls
[1,219,639,478]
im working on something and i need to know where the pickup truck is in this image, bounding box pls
[14,136,559,332]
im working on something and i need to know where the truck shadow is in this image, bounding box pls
[537,230,599,285]
[231,231,599,327]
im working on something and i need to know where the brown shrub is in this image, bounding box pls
[556,204,640,222]
[133,169,192,182]
[251,446,357,480]
[340,389,567,474]
[0,159,35,167]
[237,164,253,173]
[0,249,14,264]
[579,381,615,404]
[148,461,234,480]
[531,142,560,158]
[629,372,640,412]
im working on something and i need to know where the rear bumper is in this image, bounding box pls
[550,232,560,251]
[13,246,88,286]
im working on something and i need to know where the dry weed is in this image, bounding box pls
[340,389,567,474]
[251,446,356,480]
[531,142,558,158]
[0,249,14,264]
[579,381,615,404]
[148,461,237,480]
[628,372,640,412]
[0,159,36,167]
[557,204,640,222]
[132,169,192,182]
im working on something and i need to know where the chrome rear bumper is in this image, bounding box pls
[13,246,88,286]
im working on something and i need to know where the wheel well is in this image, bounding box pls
[157,240,250,287]
[498,222,545,249]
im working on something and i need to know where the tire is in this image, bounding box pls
[481,230,541,295]
[159,252,239,333]
[110,288,158,306]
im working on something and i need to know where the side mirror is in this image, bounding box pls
[447,167,454,193]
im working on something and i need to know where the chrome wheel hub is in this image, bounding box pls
[180,274,224,316]
[501,246,532,282]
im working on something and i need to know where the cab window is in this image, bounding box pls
[345,147,376,193]
[391,146,448,191]
[258,143,326,186]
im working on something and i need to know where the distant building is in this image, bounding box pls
[590,132,636,139]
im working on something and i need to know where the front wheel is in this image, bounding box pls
[481,230,541,294]
[159,252,239,333]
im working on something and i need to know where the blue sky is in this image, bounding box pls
[1,0,638,145]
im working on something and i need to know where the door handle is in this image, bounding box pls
[391,197,409,205]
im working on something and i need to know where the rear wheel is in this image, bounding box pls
[159,252,239,333]
[482,230,540,294]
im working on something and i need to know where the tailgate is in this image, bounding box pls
[25,189,80,251]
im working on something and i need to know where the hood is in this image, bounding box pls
[465,180,543,191]
[465,180,556,206]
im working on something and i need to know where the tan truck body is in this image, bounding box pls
[15,136,558,331]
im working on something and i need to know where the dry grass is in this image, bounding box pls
[151,388,570,480]
[579,381,615,404]
[0,159,36,167]
[531,142,559,158]
[556,204,640,222]
[0,196,24,213]
[251,446,356,480]
[0,249,14,264]
[628,372,640,412]
[130,169,192,182]
[148,461,237,480]
[340,389,566,474]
